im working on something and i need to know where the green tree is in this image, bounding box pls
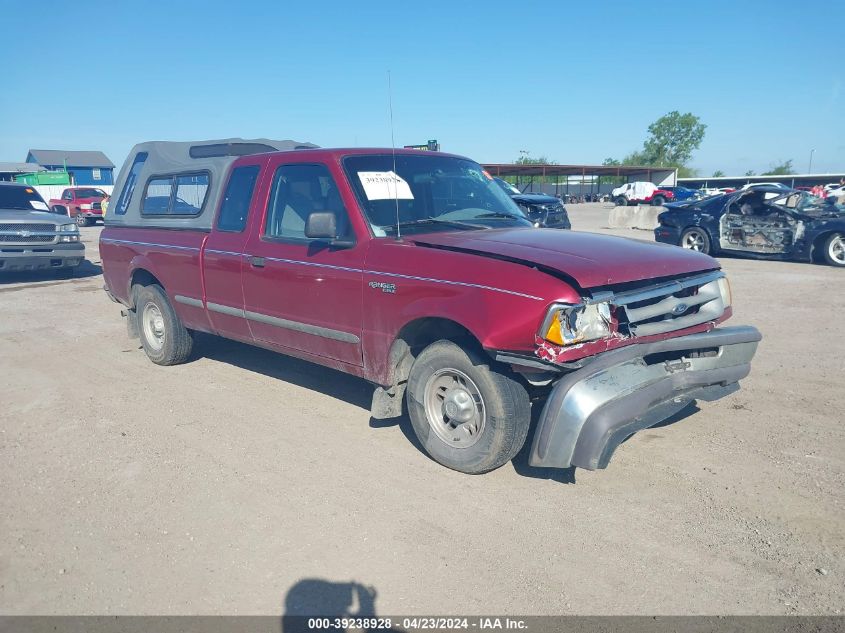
[745,170,756,176]
[641,111,707,167]
[763,160,795,176]
[712,170,725,177]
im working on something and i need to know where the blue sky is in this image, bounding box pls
[1,0,843,176]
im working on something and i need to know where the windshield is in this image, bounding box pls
[493,177,521,196]
[0,185,50,211]
[343,154,530,235]
[74,188,106,198]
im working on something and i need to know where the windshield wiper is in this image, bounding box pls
[392,218,487,231]
[473,211,525,220]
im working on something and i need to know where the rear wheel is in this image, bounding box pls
[680,227,711,254]
[822,233,845,267]
[133,284,193,365]
[651,195,666,206]
[406,340,530,474]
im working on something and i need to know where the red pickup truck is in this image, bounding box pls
[49,187,107,226]
[101,139,761,475]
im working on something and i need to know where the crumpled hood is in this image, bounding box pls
[412,227,719,289]
[0,209,64,224]
[512,193,561,205]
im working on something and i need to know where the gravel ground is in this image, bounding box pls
[1,208,843,616]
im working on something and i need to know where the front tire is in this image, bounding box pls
[614,196,627,207]
[822,233,845,267]
[133,284,193,365]
[680,227,711,254]
[76,215,90,227]
[651,195,666,206]
[406,340,530,474]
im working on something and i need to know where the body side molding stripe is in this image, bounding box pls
[100,238,200,252]
[366,270,544,301]
[204,301,360,344]
[243,310,360,344]
[174,295,204,308]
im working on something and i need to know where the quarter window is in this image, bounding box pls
[217,166,260,232]
[264,164,351,240]
[113,151,148,216]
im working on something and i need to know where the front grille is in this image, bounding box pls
[0,223,54,232]
[0,223,57,244]
[612,271,726,337]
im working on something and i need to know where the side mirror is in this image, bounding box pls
[304,212,337,239]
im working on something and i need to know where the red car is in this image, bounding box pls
[49,187,107,226]
[100,140,761,475]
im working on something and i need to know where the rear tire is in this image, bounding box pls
[822,233,845,267]
[133,284,193,365]
[406,340,530,474]
[680,227,711,254]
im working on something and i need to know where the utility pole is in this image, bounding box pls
[808,149,815,174]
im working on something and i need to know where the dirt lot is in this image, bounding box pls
[1,207,843,616]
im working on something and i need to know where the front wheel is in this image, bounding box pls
[680,227,711,254]
[822,233,845,267]
[133,284,193,365]
[614,196,627,207]
[406,340,530,474]
[76,215,90,227]
[651,195,666,206]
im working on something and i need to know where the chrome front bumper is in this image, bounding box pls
[528,325,762,470]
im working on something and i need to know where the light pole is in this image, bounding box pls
[808,149,815,174]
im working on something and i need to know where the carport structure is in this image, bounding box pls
[482,163,677,197]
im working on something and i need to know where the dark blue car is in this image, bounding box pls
[654,187,845,267]
[659,186,701,202]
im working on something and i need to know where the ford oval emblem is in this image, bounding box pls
[672,303,689,315]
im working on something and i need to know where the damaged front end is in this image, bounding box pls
[527,270,761,470]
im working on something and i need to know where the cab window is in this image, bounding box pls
[264,164,351,240]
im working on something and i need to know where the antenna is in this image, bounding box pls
[388,70,401,240]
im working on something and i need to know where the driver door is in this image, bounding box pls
[241,160,365,368]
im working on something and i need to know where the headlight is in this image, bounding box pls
[58,223,80,242]
[716,275,732,309]
[540,301,612,346]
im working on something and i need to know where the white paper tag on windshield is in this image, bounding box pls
[358,171,413,201]
[30,200,49,211]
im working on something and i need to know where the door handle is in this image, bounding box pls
[249,256,265,268]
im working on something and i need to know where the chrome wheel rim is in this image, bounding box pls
[829,235,845,265]
[76,215,85,226]
[423,368,486,448]
[682,230,706,251]
[141,303,165,352]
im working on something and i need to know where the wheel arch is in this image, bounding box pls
[128,266,164,307]
[382,316,484,389]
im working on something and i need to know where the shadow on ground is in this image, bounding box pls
[282,578,402,632]
[0,258,102,287]
[191,334,703,484]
